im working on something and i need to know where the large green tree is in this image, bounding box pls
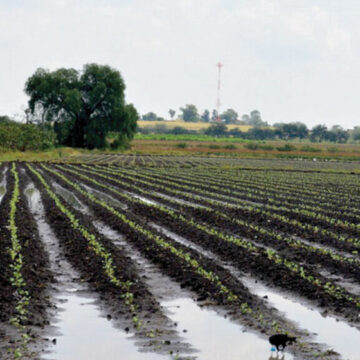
[25,64,138,149]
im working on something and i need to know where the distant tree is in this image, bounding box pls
[201,109,210,122]
[180,104,199,122]
[249,110,267,126]
[169,109,176,120]
[221,108,238,124]
[211,109,218,122]
[241,114,250,124]
[25,64,138,149]
[142,112,158,121]
[325,125,349,143]
[247,127,276,140]
[228,128,245,138]
[352,126,360,141]
[310,124,328,142]
[204,123,228,137]
[274,122,308,140]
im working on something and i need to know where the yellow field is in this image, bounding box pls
[137,120,252,132]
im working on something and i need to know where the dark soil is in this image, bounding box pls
[56,164,360,324]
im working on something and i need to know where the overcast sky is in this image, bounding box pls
[1,0,360,128]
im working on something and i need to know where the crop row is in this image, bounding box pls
[114,165,360,234]
[72,164,360,277]
[49,164,360,323]
[7,164,31,358]
[84,164,360,252]
[27,164,143,329]
[39,163,320,337]
[151,166,360,218]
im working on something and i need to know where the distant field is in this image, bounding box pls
[137,120,252,131]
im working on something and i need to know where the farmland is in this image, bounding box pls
[137,120,252,132]
[0,156,360,359]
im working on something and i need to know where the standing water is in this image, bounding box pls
[94,221,291,360]
[24,184,165,360]
[242,277,360,360]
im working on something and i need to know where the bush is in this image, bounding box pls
[209,144,221,149]
[223,144,237,150]
[300,145,321,152]
[327,147,339,153]
[276,143,296,152]
[175,142,187,148]
[258,144,274,150]
[0,122,55,151]
[244,142,260,150]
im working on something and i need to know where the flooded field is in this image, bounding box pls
[0,158,359,359]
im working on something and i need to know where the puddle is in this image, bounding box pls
[150,223,359,360]
[163,297,293,360]
[242,278,360,360]
[42,294,163,360]
[125,191,160,206]
[292,235,358,261]
[0,183,5,203]
[82,184,127,210]
[0,166,8,203]
[53,182,90,214]
[94,221,277,360]
[319,270,360,297]
[25,184,164,360]
[153,192,208,209]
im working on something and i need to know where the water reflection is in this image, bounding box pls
[269,355,285,360]
[42,294,164,360]
[243,278,360,360]
[163,298,293,360]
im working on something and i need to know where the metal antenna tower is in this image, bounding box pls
[216,62,223,122]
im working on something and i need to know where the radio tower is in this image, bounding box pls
[216,62,223,122]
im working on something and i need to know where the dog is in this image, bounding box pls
[269,334,296,352]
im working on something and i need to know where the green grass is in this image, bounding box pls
[0,148,83,162]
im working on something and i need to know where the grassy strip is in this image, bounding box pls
[57,164,360,310]
[26,164,142,329]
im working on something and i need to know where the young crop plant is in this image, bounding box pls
[40,164,287,332]
[61,164,360,311]
[7,163,31,358]
[26,164,142,330]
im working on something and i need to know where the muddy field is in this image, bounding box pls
[0,157,360,359]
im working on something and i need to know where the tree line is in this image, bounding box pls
[141,105,360,143]
[142,105,268,126]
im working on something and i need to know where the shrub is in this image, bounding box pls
[258,144,274,150]
[223,144,237,150]
[300,145,321,152]
[244,142,260,150]
[175,142,187,148]
[276,143,296,152]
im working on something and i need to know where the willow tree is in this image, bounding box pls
[25,64,138,149]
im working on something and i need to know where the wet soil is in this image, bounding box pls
[55,165,360,325]
[40,164,346,359]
